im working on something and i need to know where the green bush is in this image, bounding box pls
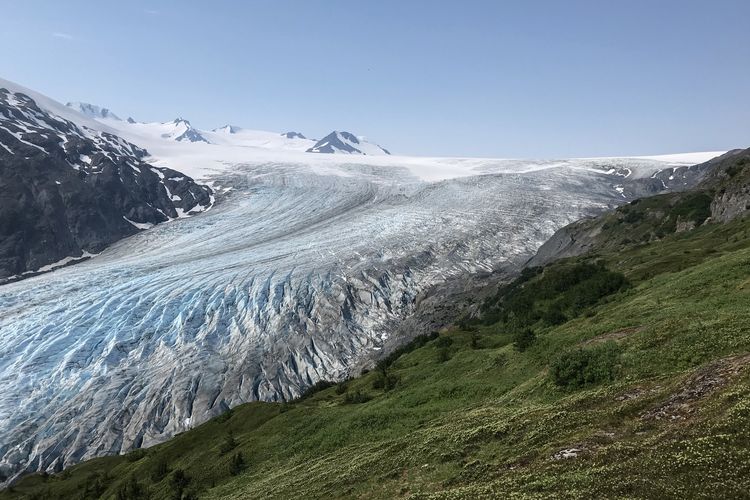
[115,475,148,500]
[219,431,238,455]
[372,373,399,391]
[480,262,628,328]
[126,448,146,462]
[149,459,169,482]
[229,452,246,476]
[279,403,293,413]
[435,336,453,348]
[374,332,440,373]
[470,332,480,349]
[215,407,234,423]
[542,306,567,326]
[343,390,371,404]
[513,329,536,352]
[80,472,108,499]
[623,210,644,224]
[335,382,349,395]
[551,342,621,388]
[671,192,713,225]
[384,373,399,391]
[436,347,452,363]
[169,469,191,500]
[297,380,336,400]
[493,352,508,368]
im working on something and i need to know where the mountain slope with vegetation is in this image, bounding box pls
[3,149,750,499]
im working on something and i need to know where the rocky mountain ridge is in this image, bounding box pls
[307,131,391,155]
[528,147,750,267]
[0,81,213,279]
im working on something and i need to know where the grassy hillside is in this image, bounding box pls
[4,208,750,498]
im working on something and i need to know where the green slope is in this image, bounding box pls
[4,156,750,499]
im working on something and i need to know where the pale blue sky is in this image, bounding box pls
[1,0,748,157]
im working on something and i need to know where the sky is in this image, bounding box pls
[0,0,749,158]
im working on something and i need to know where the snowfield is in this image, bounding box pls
[0,78,726,481]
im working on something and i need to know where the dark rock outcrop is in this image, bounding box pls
[281,131,306,139]
[0,86,213,279]
[697,149,750,223]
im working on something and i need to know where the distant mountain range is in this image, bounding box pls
[66,102,391,155]
[66,101,121,121]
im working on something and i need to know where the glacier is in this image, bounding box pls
[0,79,726,481]
[0,152,716,480]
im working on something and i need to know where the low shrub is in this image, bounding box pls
[372,373,399,391]
[170,469,191,499]
[551,341,621,388]
[219,431,238,455]
[343,390,371,404]
[437,347,452,363]
[470,332,480,349]
[335,382,349,395]
[513,328,536,352]
[115,475,147,500]
[229,452,246,476]
[150,459,169,482]
[435,336,453,349]
[377,332,440,371]
[297,380,336,401]
[215,407,234,423]
[125,448,146,462]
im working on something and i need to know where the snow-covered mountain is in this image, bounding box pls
[162,117,210,143]
[213,124,241,134]
[281,131,306,139]
[0,79,213,280]
[102,115,212,144]
[307,130,391,155]
[65,102,392,157]
[66,101,121,121]
[0,77,728,484]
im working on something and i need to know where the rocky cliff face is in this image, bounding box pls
[700,149,750,223]
[528,147,750,268]
[0,86,213,279]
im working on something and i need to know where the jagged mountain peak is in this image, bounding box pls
[66,101,121,121]
[160,117,209,143]
[307,130,390,155]
[281,131,306,139]
[214,124,241,134]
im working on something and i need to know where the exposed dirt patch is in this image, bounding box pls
[641,353,750,421]
[582,326,645,346]
[615,385,662,402]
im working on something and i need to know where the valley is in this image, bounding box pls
[0,78,747,498]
